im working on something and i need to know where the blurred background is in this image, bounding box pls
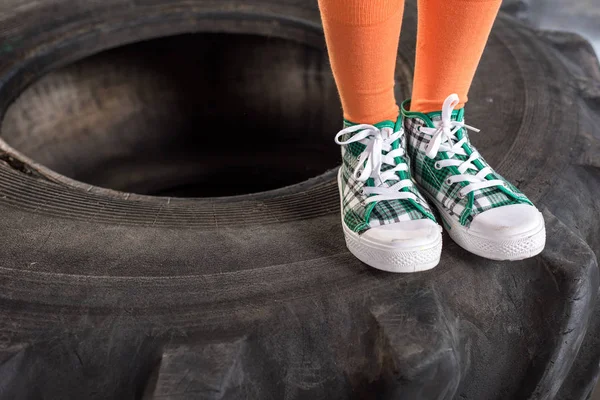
[501,0,599,57]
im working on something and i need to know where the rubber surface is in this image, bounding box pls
[0,1,599,399]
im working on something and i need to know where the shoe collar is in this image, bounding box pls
[400,99,465,128]
[343,118,398,131]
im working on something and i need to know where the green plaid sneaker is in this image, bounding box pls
[402,94,545,260]
[334,116,442,273]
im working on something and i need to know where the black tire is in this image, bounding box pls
[0,1,599,399]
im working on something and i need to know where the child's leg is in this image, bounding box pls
[322,0,442,273]
[318,0,405,124]
[410,0,502,113]
[402,0,545,261]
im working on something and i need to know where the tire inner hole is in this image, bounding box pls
[1,33,341,197]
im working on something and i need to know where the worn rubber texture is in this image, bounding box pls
[0,1,599,399]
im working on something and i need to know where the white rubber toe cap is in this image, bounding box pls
[342,218,443,272]
[469,204,543,239]
[361,219,442,249]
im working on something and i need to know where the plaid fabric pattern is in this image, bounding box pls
[338,120,436,234]
[403,110,531,226]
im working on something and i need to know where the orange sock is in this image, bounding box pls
[318,0,404,124]
[411,0,501,113]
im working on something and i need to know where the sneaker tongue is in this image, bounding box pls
[424,107,513,207]
[424,108,477,174]
[343,117,413,193]
[369,117,426,223]
[343,118,426,224]
[341,119,397,158]
[373,116,405,180]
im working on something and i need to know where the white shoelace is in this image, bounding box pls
[418,94,504,198]
[335,124,416,204]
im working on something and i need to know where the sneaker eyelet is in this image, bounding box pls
[458,191,466,199]
[434,162,442,170]
[445,178,453,185]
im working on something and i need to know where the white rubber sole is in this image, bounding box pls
[434,196,546,261]
[342,222,443,273]
[338,170,442,273]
